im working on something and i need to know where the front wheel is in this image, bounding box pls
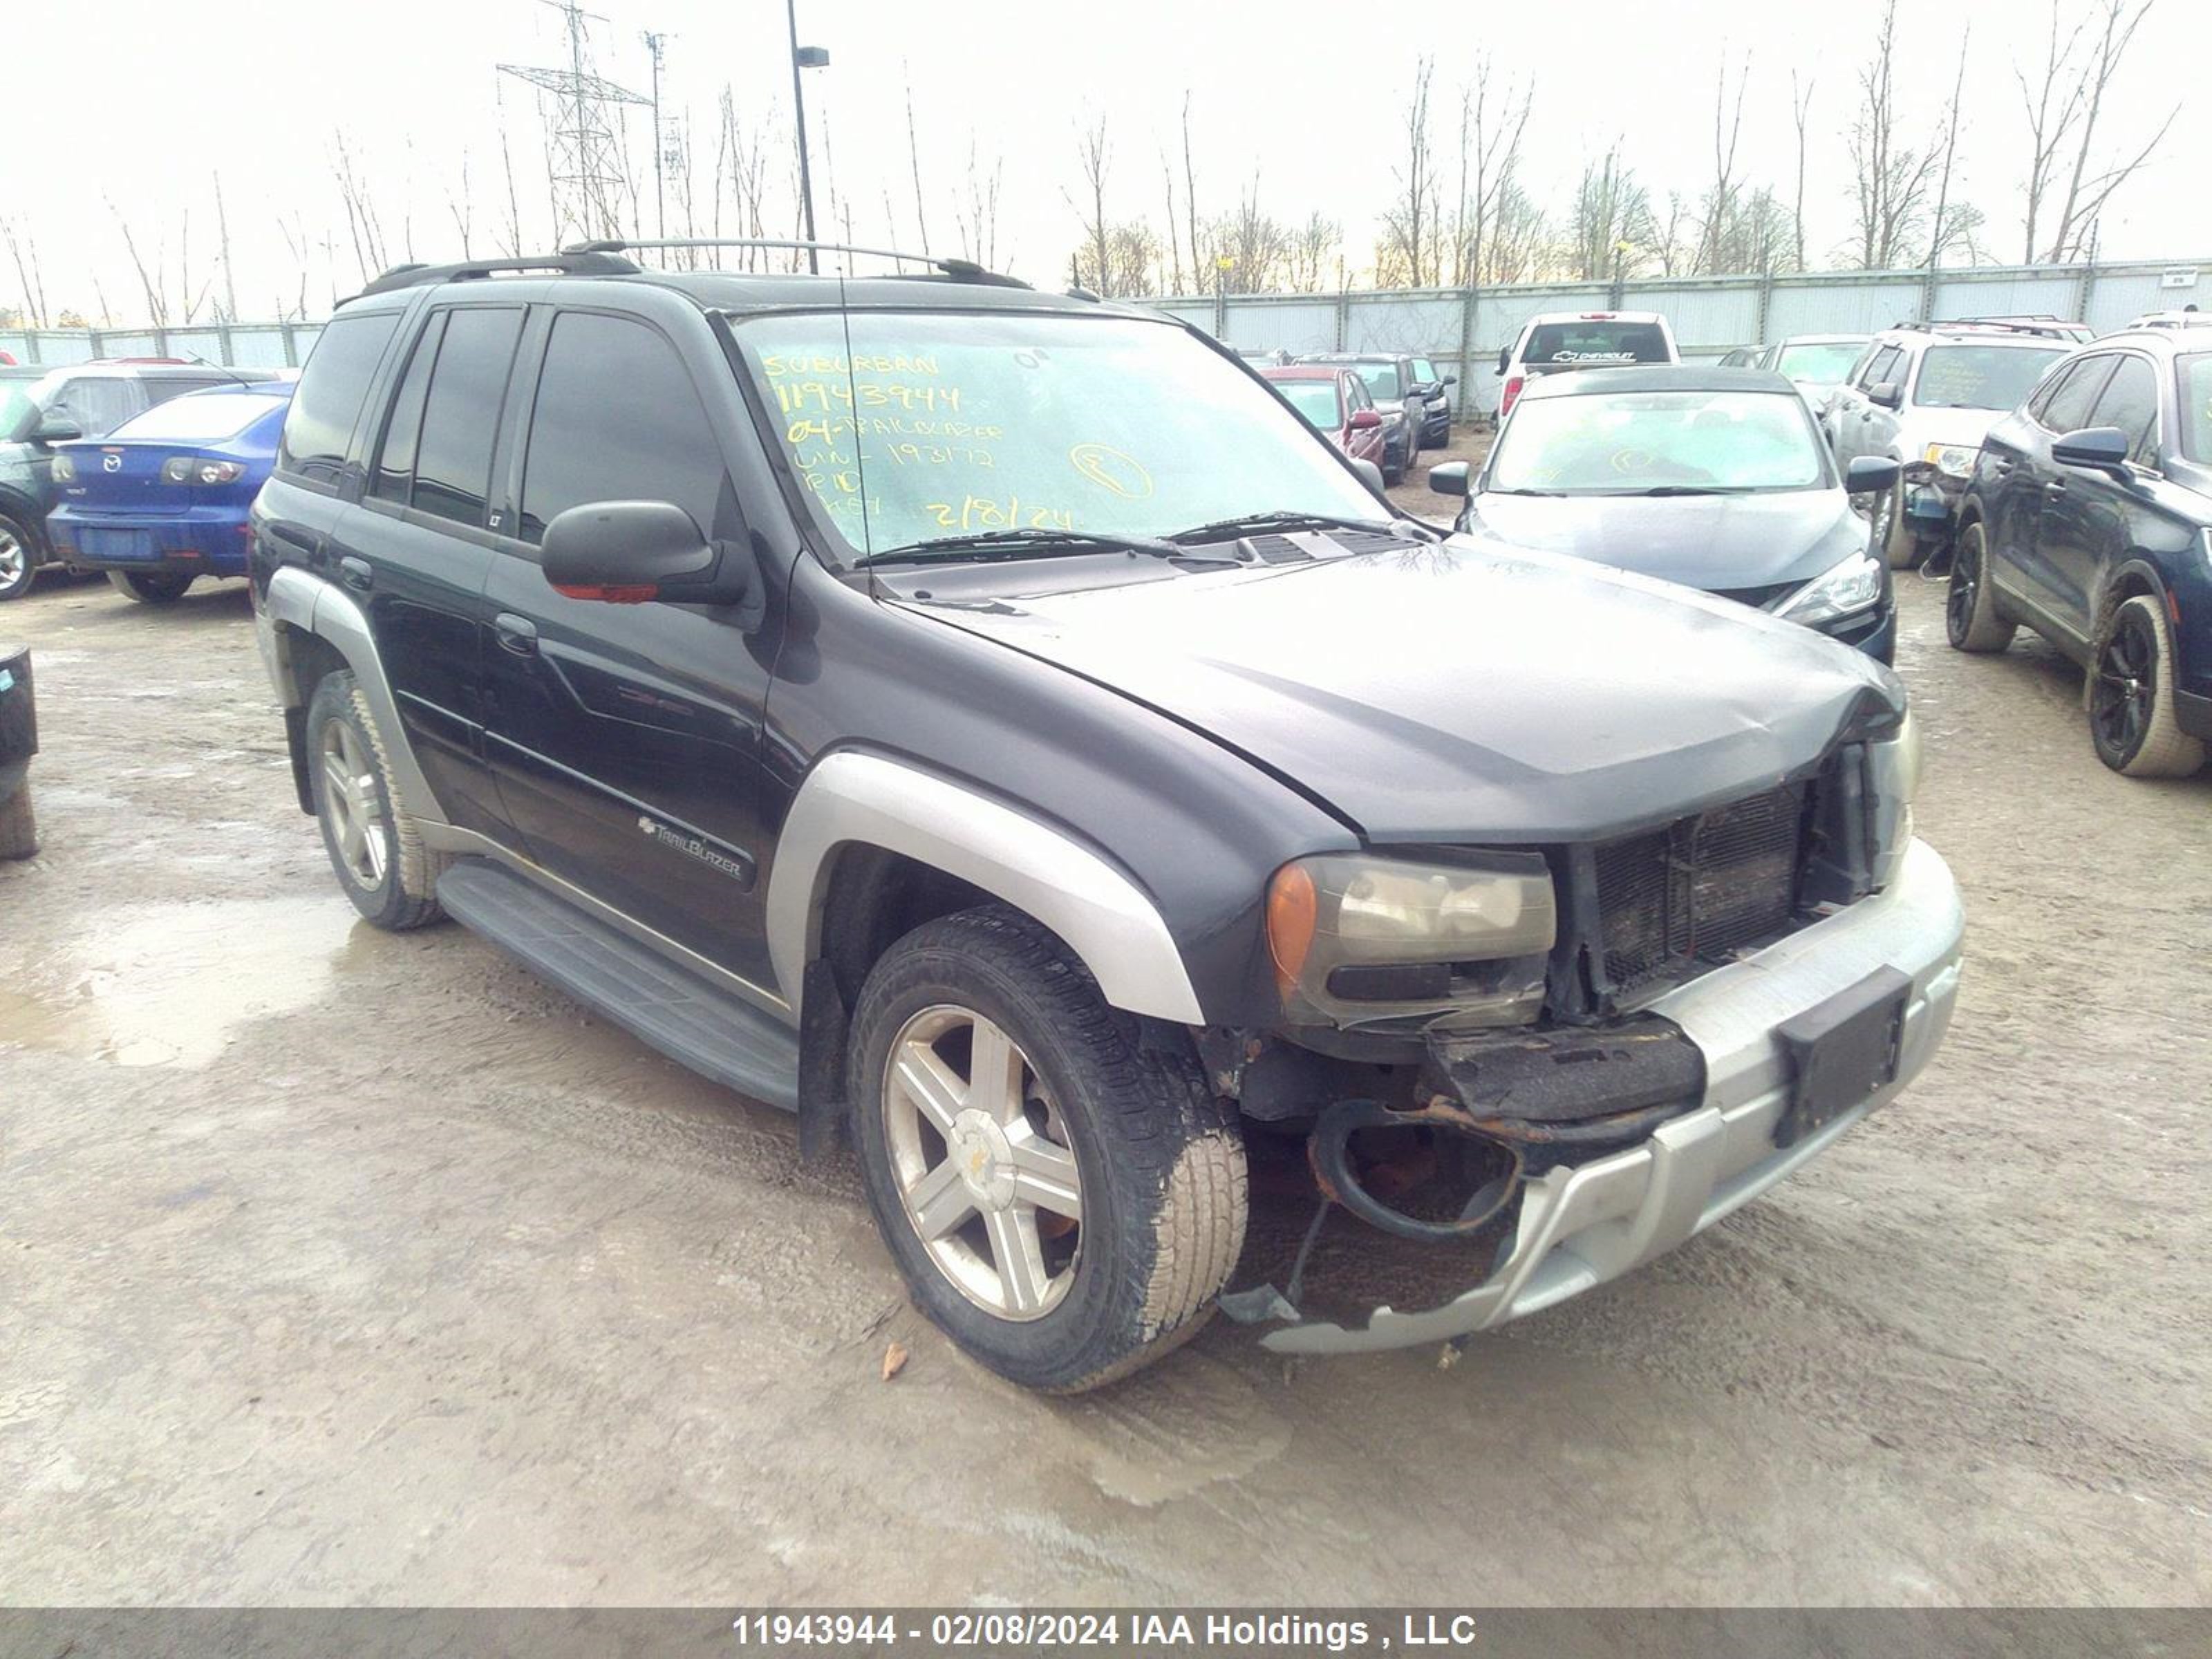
[2089,594,2206,778]
[107,570,194,604]
[306,671,451,928]
[0,514,37,603]
[848,906,1247,1392]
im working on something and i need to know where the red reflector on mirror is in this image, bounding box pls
[553,583,658,603]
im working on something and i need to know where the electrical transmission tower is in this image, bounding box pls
[498,0,649,245]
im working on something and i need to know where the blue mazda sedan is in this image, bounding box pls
[46,381,294,603]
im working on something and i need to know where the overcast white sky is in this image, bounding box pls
[5,0,2208,324]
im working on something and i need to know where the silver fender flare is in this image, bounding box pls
[767,750,1205,1025]
[261,564,449,827]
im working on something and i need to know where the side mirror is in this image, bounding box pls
[1428,460,1471,496]
[2051,425,2132,475]
[1350,458,1387,495]
[1868,382,1903,411]
[1494,348,1510,376]
[541,499,760,619]
[1349,409,1383,431]
[33,413,82,444]
[1844,456,1902,496]
[1441,374,1458,386]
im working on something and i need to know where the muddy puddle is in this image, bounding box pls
[0,896,368,1069]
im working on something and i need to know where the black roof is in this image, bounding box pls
[1519,365,1800,399]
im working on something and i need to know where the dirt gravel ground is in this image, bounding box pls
[1,482,2209,1605]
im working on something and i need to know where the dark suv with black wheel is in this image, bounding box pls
[252,243,1962,1391]
[1949,328,2212,777]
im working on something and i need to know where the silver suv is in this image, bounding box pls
[1823,321,2072,569]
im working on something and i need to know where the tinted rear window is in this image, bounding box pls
[410,308,524,527]
[109,392,290,444]
[1521,321,1670,367]
[281,312,399,478]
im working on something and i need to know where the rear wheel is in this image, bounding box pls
[1946,521,2015,653]
[2089,593,2205,778]
[107,570,194,604]
[0,514,36,603]
[848,905,1246,1392]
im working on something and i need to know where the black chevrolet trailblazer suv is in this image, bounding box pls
[251,244,1962,1391]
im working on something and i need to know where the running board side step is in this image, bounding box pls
[436,859,800,1111]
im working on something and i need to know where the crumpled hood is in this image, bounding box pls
[1462,489,1865,590]
[901,536,1900,843]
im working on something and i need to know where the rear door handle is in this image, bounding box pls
[2045,479,2069,498]
[493,612,539,657]
[337,556,373,593]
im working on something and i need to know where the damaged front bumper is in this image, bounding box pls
[1250,837,1963,1355]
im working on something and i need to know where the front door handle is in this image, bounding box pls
[337,556,373,593]
[493,612,539,657]
[2045,479,2069,498]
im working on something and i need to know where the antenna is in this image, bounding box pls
[498,0,650,247]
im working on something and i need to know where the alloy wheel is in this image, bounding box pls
[2091,608,2155,761]
[0,527,27,594]
[1947,541,1980,641]
[319,717,390,888]
[881,1004,1082,1321]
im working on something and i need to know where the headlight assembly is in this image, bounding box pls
[1774,550,1884,628]
[1923,442,1978,479]
[1266,852,1555,1030]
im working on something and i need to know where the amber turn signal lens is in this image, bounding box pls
[1266,861,1318,989]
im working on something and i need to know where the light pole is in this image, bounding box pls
[785,0,828,274]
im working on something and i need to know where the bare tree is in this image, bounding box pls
[1158,152,1185,293]
[1181,93,1205,284]
[214,176,239,322]
[1208,176,1292,294]
[2039,0,2176,262]
[952,135,1003,271]
[1924,29,1971,266]
[111,200,171,327]
[331,132,390,282]
[1445,57,1533,292]
[1847,0,1938,268]
[1283,212,1340,294]
[1571,144,1652,281]
[1066,113,1114,295]
[3,216,52,330]
[1696,53,1749,274]
[903,76,932,256]
[1380,57,1438,287]
[1790,73,1815,272]
[496,126,527,258]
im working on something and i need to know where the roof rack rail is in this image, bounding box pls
[355,251,641,298]
[1890,315,2080,339]
[562,237,1031,290]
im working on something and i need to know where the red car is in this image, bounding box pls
[1258,365,1387,472]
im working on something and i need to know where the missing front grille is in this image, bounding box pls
[1593,783,1808,992]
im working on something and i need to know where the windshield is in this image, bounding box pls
[740,311,1380,556]
[1913,345,2068,411]
[2179,355,2212,465]
[105,391,289,444]
[1269,377,1343,430]
[1774,342,1865,384]
[1487,388,1826,494]
[1411,357,1439,385]
[1521,321,1670,368]
[1333,360,1401,399]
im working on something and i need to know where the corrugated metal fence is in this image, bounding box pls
[3,259,2201,404]
[1150,257,2206,410]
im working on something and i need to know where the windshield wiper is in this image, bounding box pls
[1165,509,1428,545]
[854,527,1217,568]
[1633,485,1750,496]
[1488,487,1567,497]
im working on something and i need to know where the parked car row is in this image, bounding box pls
[0,359,288,601]
[1232,347,1456,482]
